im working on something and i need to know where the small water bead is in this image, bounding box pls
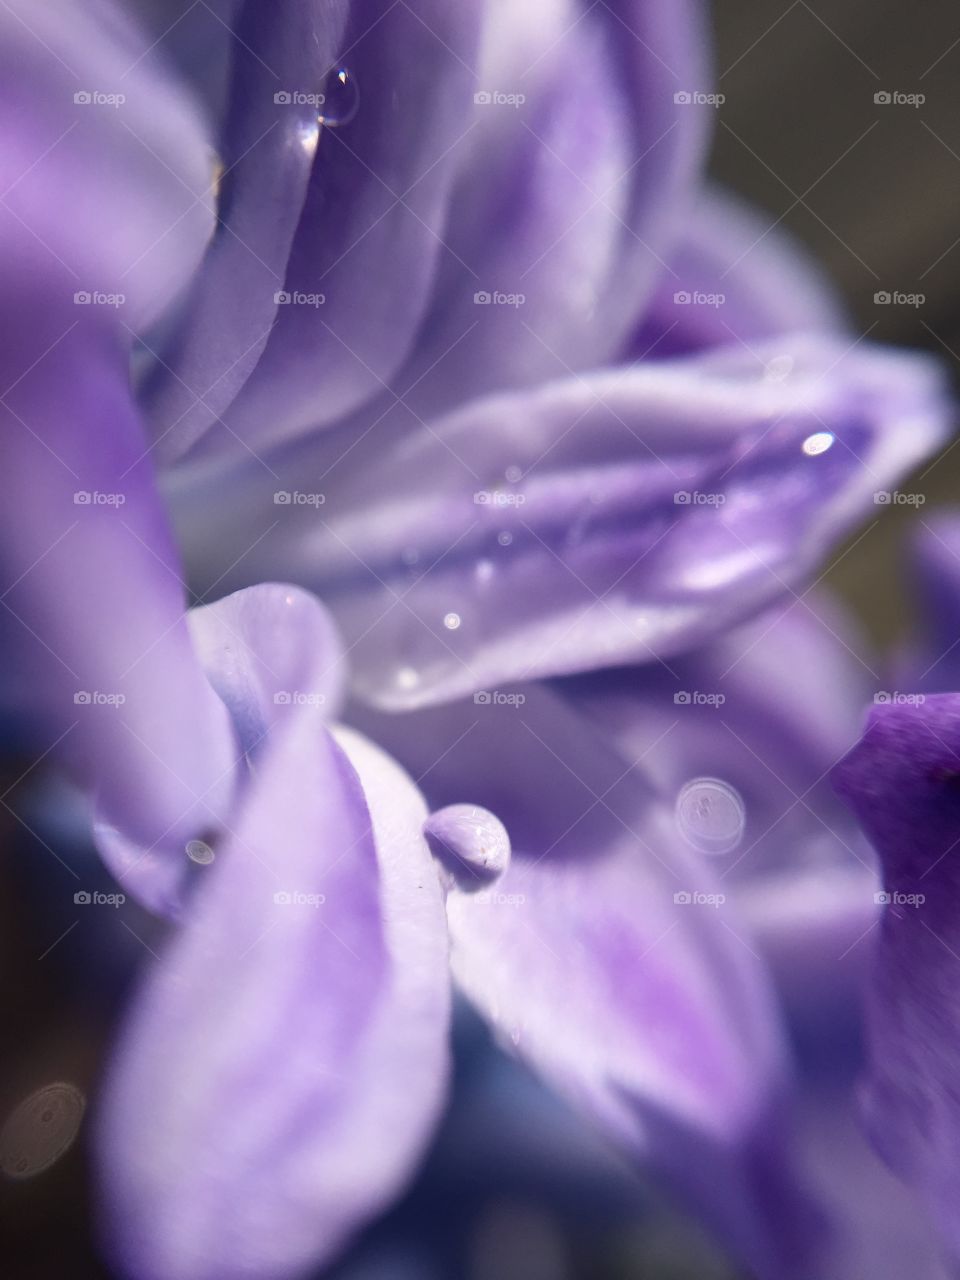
[497,531,513,547]
[505,465,523,484]
[0,1083,85,1180]
[802,430,835,457]
[443,611,462,631]
[318,67,359,128]
[765,355,794,383]
[186,838,215,865]
[424,804,511,889]
[675,778,745,856]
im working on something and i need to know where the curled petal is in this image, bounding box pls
[97,590,450,1280]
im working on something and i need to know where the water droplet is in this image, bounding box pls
[802,431,834,457]
[497,531,513,547]
[424,803,511,888]
[443,611,462,631]
[765,355,794,382]
[675,778,745,855]
[318,67,359,128]
[505,465,522,484]
[186,838,215,865]
[0,1084,85,1180]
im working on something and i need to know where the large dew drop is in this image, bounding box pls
[424,804,511,889]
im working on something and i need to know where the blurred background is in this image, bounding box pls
[1,2,958,1277]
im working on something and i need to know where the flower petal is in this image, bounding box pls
[834,694,960,1254]
[351,681,822,1276]
[235,335,949,709]
[97,584,450,1279]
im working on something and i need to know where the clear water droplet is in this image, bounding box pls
[505,465,522,484]
[186,838,215,865]
[497,531,513,547]
[0,1084,85,1180]
[675,778,745,855]
[318,67,359,128]
[424,803,511,888]
[443,611,462,631]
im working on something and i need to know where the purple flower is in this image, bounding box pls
[0,1,954,1278]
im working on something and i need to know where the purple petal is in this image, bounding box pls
[95,584,346,916]
[211,0,484,454]
[350,681,822,1276]
[97,720,450,1280]
[146,0,353,461]
[834,695,960,1254]
[225,335,949,709]
[629,184,847,359]
[906,512,960,692]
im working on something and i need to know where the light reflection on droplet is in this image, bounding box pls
[318,67,359,128]
[186,839,215,865]
[498,531,513,547]
[505,465,522,483]
[0,1083,85,1180]
[802,431,835,457]
[424,803,511,888]
[675,778,745,855]
[443,611,462,631]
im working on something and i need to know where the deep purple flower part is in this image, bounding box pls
[629,185,848,359]
[216,336,949,710]
[906,513,960,693]
[0,0,236,844]
[833,695,960,1256]
[96,585,450,1280]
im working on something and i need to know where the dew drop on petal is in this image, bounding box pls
[443,611,462,631]
[0,1083,85,1180]
[802,430,834,456]
[675,778,745,856]
[186,838,215,865]
[497,531,513,547]
[505,465,522,483]
[424,803,511,888]
[318,67,359,128]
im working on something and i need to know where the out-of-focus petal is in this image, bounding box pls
[907,512,960,692]
[97,588,451,1280]
[351,682,823,1277]
[0,0,234,843]
[146,0,353,460]
[394,0,712,417]
[629,185,847,359]
[834,695,960,1256]
[224,335,949,709]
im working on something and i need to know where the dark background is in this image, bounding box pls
[710,0,960,643]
